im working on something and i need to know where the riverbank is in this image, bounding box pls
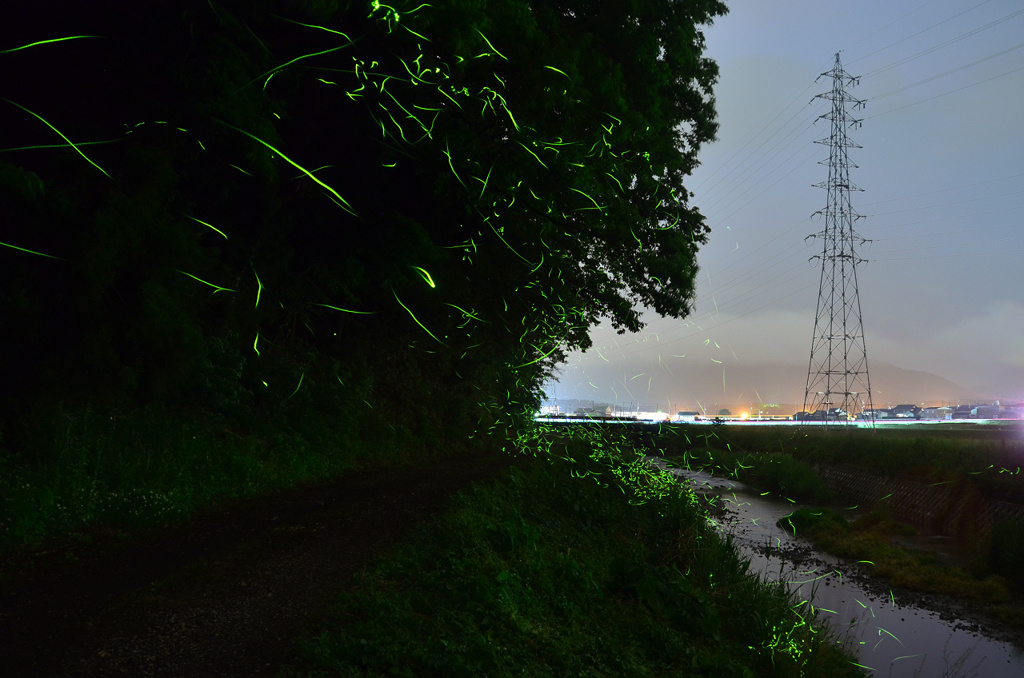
[652,423,1024,660]
[282,451,866,677]
[1,424,869,677]
[657,462,1024,676]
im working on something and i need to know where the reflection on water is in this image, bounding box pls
[652,460,1024,677]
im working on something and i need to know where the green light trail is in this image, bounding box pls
[216,120,357,216]
[186,215,228,239]
[0,35,98,54]
[177,270,236,294]
[2,98,110,178]
[391,287,445,345]
[0,240,62,259]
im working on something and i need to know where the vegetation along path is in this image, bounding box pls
[0,453,512,677]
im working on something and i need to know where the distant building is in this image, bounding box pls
[973,405,1000,419]
[676,411,701,422]
[892,404,921,419]
[952,405,976,419]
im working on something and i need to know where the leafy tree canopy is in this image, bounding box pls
[0,0,726,433]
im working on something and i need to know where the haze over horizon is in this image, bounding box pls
[551,0,1024,408]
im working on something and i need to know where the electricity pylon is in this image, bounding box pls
[803,53,874,425]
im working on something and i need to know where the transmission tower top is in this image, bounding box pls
[802,53,874,426]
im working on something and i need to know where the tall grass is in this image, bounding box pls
[0,401,460,552]
[656,423,1024,502]
[285,453,866,677]
[656,429,836,504]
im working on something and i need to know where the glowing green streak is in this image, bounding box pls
[443,303,484,322]
[187,215,227,239]
[256,43,352,88]
[878,627,902,645]
[474,30,507,60]
[0,240,62,259]
[400,24,431,42]
[543,65,569,78]
[475,162,494,200]
[177,270,236,294]
[285,372,304,400]
[385,90,436,139]
[412,266,435,288]
[570,188,603,211]
[512,341,560,369]
[253,333,260,356]
[0,138,120,152]
[251,265,263,308]
[438,88,463,109]
[3,98,110,178]
[528,251,545,275]
[217,120,356,215]
[516,141,547,168]
[605,172,624,192]
[0,35,98,54]
[279,17,353,41]
[392,287,445,345]
[381,107,410,143]
[314,303,376,314]
[443,138,466,187]
[487,221,532,265]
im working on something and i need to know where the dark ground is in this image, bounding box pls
[0,453,513,677]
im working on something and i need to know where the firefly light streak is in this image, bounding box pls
[216,120,357,216]
[2,98,111,178]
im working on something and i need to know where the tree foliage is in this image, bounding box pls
[0,0,725,443]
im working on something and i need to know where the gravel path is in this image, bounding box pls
[0,454,511,677]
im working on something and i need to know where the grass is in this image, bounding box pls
[658,438,837,504]
[690,423,1024,496]
[284,449,867,677]
[776,507,1019,621]
[0,400,465,554]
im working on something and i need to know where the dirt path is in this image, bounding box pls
[0,453,512,677]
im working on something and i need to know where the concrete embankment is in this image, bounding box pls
[812,462,1024,543]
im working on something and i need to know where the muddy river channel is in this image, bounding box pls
[651,460,1024,677]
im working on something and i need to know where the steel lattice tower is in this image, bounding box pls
[803,53,874,424]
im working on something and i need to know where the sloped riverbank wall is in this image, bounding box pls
[812,463,1024,542]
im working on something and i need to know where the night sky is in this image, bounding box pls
[555,0,1024,410]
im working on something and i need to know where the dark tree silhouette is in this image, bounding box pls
[0,0,726,447]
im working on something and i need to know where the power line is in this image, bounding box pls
[860,6,1024,78]
[864,62,1024,119]
[847,0,997,66]
[870,41,1024,101]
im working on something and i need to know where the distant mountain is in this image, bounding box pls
[868,362,995,405]
[666,361,997,410]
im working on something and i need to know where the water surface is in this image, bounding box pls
[654,461,1024,677]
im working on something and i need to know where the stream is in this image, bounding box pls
[650,459,1024,677]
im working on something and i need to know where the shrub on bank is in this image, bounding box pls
[988,519,1024,588]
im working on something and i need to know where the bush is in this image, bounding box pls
[777,508,849,537]
[989,519,1024,587]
